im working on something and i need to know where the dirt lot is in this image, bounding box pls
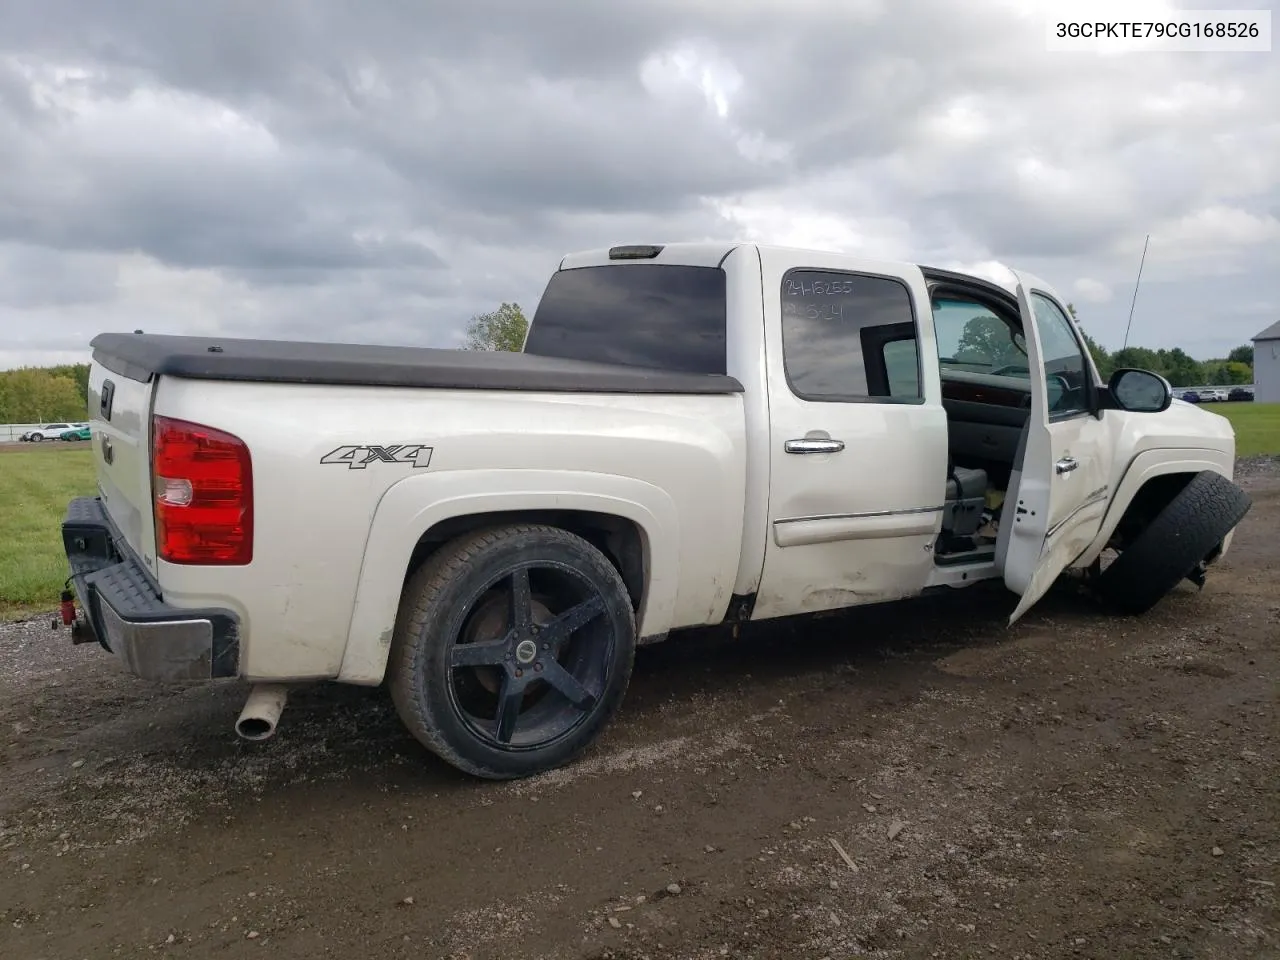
[1,461,1276,960]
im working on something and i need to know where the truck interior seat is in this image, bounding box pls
[942,464,988,538]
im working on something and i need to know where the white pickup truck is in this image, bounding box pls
[60,242,1252,779]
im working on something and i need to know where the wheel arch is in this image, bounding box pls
[337,469,681,685]
[406,508,648,615]
[1074,448,1234,569]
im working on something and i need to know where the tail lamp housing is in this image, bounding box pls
[151,415,253,565]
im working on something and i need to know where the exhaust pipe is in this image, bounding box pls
[235,683,290,742]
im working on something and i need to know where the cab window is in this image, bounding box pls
[1030,292,1093,417]
[779,269,922,403]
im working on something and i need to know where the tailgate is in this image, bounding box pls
[88,361,157,568]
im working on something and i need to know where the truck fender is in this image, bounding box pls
[337,469,681,685]
[1074,448,1233,570]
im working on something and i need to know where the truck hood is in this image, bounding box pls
[1136,396,1236,453]
[1168,397,1233,431]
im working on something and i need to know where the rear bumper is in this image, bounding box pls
[62,497,240,681]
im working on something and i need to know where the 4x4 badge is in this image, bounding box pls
[319,445,433,470]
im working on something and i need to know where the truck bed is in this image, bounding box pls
[90,333,745,395]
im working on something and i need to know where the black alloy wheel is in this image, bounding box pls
[388,524,637,779]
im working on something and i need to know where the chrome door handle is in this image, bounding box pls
[1055,456,1078,475]
[785,438,845,454]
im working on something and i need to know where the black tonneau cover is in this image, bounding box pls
[90,333,744,395]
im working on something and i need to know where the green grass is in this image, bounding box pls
[0,448,96,618]
[1213,402,1280,458]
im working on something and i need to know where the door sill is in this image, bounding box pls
[925,555,1000,590]
[933,545,996,567]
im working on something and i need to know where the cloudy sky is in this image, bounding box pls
[1,0,1276,371]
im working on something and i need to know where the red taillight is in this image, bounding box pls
[152,415,253,565]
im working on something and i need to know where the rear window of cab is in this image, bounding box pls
[523,264,728,375]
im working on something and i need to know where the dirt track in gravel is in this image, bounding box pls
[1,461,1277,960]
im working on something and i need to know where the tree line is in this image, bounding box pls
[0,364,91,423]
[954,302,1254,389]
[1070,304,1253,388]
[0,300,1253,422]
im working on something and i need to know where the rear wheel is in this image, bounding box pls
[388,524,637,779]
[1095,471,1252,615]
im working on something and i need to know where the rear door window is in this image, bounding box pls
[779,269,922,402]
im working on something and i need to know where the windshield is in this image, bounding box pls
[932,298,1028,378]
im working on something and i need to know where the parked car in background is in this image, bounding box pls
[1199,388,1228,402]
[60,425,92,441]
[1180,390,1202,403]
[19,422,75,441]
[1228,387,1254,402]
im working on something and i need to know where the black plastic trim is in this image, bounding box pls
[861,320,925,404]
[62,497,240,678]
[716,246,740,269]
[94,347,155,384]
[932,547,997,568]
[608,244,663,259]
[89,333,743,395]
[100,379,115,420]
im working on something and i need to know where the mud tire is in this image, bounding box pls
[1095,471,1251,615]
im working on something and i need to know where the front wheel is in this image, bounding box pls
[1094,471,1252,615]
[387,524,637,780]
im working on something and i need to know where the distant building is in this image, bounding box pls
[1254,321,1280,403]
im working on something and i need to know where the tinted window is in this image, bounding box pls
[883,338,920,398]
[1031,292,1092,416]
[523,264,727,375]
[780,270,920,402]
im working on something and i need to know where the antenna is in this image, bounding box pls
[1121,233,1149,351]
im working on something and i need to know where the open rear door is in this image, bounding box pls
[998,270,1111,624]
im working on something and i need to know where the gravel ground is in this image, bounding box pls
[0,462,1276,959]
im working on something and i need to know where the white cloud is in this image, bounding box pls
[1072,278,1112,303]
[712,200,916,261]
[942,260,1019,289]
[1158,206,1280,252]
[0,0,1275,369]
[640,42,741,119]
